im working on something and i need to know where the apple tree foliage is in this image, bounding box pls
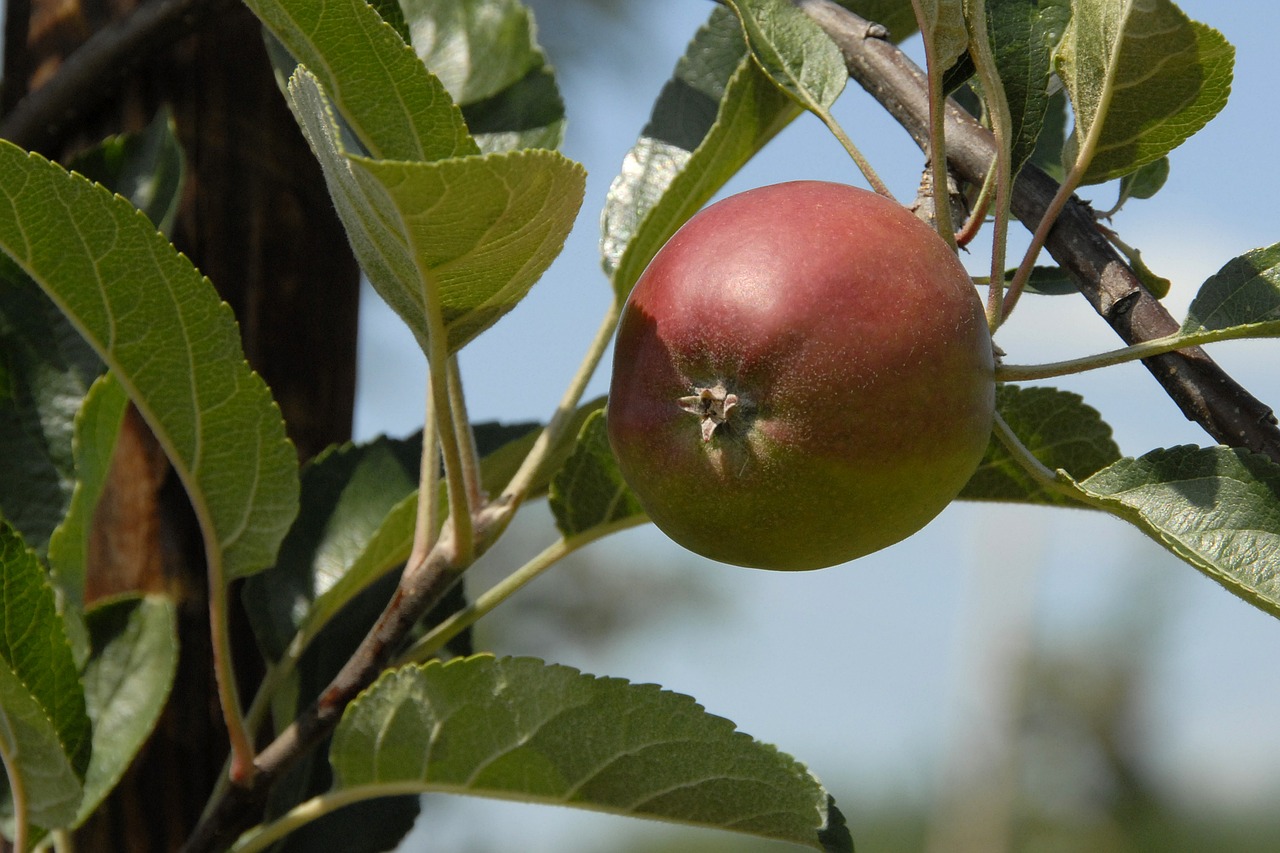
[0,0,1276,850]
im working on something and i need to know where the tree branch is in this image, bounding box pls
[0,0,232,152]
[796,0,1280,462]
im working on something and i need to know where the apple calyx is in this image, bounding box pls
[678,382,743,442]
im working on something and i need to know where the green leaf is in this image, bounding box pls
[400,0,566,153]
[246,401,603,666]
[286,68,585,356]
[1006,264,1077,296]
[549,410,644,538]
[0,522,89,832]
[74,594,177,828]
[961,385,1120,504]
[725,0,849,112]
[0,264,102,556]
[1181,243,1280,336]
[242,0,477,161]
[601,7,800,299]
[1054,0,1234,185]
[914,0,968,71]
[65,108,186,235]
[1025,86,1068,182]
[0,143,300,582]
[985,0,1072,176]
[244,436,421,662]
[328,656,852,852]
[1076,446,1280,618]
[1110,155,1169,211]
[46,373,130,607]
[1114,241,1171,299]
[834,0,920,40]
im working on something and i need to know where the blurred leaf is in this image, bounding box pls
[1017,264,1077,296]
[46,373,129,607]
[0,262,102,556]
[326,656,853,852]
[73,595,177,828]
[1181,243,1280,336]
[601,7,800,299]
[1076,446,1280,619]
[242,0,476,161]
[985,0,1072,176]
[549,410,644,538]
[1055,0,1234,185]
[914,0,968,71]
[961,385,1120,504]
[0,522,89,832]
[401,0,566,153]
[286,68,584,356]
[725,0,849,112]
[66,108,186,235]
[0,144,298,583]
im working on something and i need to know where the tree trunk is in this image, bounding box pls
[2,1,361,848]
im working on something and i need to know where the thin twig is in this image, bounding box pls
[795,0,1280,462]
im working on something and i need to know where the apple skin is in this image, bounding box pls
[606,181,995,570]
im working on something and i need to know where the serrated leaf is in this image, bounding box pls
[1055,0,1234,185]
[74,594,177,828]
[0,522,89,832]
[601,7,800,299]
[985,0,1072,176]
[286,68,584,356]
[242,0,476,161]
[549,410,644,538]
[46,373,130,607]
[0,263,102,556]
[1076,446,1280,618]
[327,656,852,853]
[1181,243,1280,336]
[401,0,566,153]
[726,0,849,111]
[961,385,1120,504]
[915,0,968,71]
[0,143,300,583]
[65,108,186,235]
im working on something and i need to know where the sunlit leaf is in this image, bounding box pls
[962,385,1120,504]
[726,0,849,112]
[1076,446,1280,618]
[326,656,852,852]
[1055,0,1233,184]
[286,69,584,356]
[601,7,800,299]
[242,0,476,161]
[1181,243,1280,336]
[0,144,299,583]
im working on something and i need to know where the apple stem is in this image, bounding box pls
[679,382,741,442]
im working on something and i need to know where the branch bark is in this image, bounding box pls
[797,0,1280,463]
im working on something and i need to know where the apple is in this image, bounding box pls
[606,181,995,570]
